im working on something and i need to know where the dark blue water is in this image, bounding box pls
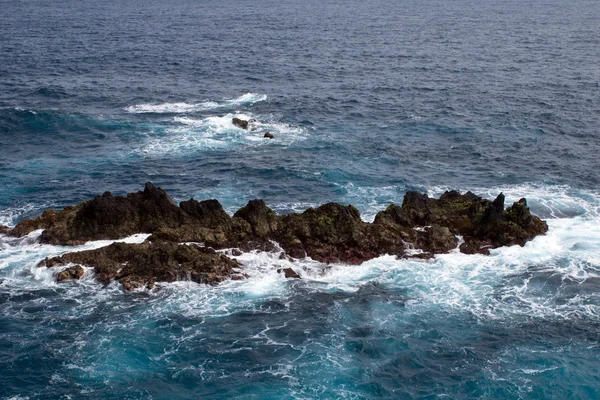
[1,0,600,398]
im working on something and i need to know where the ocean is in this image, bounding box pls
[1,0,600,398]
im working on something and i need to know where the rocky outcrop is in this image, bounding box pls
[232,118,248,129]
[264,132,274,139]
[10,183,185,245]
[0,225,9,234]
[39,241,240,289]
[7,207,79,238]
[12,184,548,289]
[13,184,547,259]
[55,265,84,281]
[373,190,548,255]
[278,268,301,279]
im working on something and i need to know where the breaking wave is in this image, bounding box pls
[136,112,307,155]
[125,93,268,114]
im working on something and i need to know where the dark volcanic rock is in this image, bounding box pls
[12,183,186,245]
[374,190,548,255]
[0,225,9,234]
[180,198,232,228]
[234,200,280,238]
[39,241,241,290]
[275,203,405,264]
[55,265,84,281]
[417,225,459,253]
[278,267,301,279]
[9,207,79,238]
[232,118,249,129]
[16,184,548,277]
[264,132,274,139]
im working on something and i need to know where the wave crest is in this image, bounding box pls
[125,93,267,114]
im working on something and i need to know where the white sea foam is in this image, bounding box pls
[125,93,267,114]
[0,203,53,227]
[137,112,306,155]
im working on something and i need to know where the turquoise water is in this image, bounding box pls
[1,0,600,398]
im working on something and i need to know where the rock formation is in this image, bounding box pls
[39,241,240,290]
[7,183,548,289]
[232,118,249,129]
[55,265,84,281]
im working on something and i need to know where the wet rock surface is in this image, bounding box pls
[278,267,301,279]
[232,117,248,129]
[55,265,85,282]
[39,241,240,290]
[15,183,548,288]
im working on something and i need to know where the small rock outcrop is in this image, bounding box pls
[0,225,9,234]
[10,183,185,245]
[39,241,240,290]
[232,118,249,129]
[264,132,274,139]
[278,268,301,279]
[373,190,548,255]
[55,265,84,281]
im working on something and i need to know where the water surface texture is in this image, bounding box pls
[1,0,600,398]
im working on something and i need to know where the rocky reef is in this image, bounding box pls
[9,183,548,289]
[39,241,240,290]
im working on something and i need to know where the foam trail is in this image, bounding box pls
[137,112,306,155]
[125,93,267,114]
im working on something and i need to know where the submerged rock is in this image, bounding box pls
[39,241,240,290]
[232,118,249,129]
[278,267,301,279]
[55,265,84,282]
[264,132,274,139]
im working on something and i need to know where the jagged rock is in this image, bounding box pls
[179,198,231,229]
[275,203,400,264]
[417,225,458,253]
[38,241,240,290]
[11,183,185,245]
[232,118,248,129]
[16,185,548,267]
[0,225,9,234]
[277,267,301,279]
[374,190,547,255]
[459,240,492,255]
[55,265,84,281]
[8,207,79,238]
[264,132,274,139]
[233,200,280,238]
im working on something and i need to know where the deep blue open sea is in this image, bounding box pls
[1,0,600,398]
